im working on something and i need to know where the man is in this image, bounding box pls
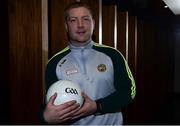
[42,2,136,125]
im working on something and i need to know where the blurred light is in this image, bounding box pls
[163,0,180,15]
[164,5,168,8]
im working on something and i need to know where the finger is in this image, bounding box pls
[63,107,81,119]
[71,112,84,120]
[59,103,80,114]
[56,100,77,110]
[72,108,84,116]
[57,116,72,123]
[48,92,57,105]
[57,103,81,120]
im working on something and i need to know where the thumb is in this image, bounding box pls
[48,92,57,105]
[81,92,88,99]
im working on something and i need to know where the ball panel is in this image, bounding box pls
[46,80,84,107]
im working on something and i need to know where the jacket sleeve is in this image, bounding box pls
[45,59,59,91]
[96,49,136,114]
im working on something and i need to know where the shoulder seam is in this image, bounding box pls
[93,43,125,59]
[48,46,70,63]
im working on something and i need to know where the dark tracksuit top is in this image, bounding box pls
[44,41,136,125]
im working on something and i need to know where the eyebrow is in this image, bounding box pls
[69,15,91,19]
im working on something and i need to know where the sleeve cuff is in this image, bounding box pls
[94,100,103,115]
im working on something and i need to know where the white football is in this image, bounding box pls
[46,80,84,107]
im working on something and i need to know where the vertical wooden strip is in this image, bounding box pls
[126,12,129,61]
[99,0,102,44]
[128,15,136,75]
[125,15,138,124]
[42,0,48,98]
[114,5,117,49]
[117,11,127,57]
[135,16,137,77]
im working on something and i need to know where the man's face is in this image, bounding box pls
[65,7,95,43]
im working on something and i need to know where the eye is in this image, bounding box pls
[70,19,76,22]
[83,17,90,21]
[69,18,77,23]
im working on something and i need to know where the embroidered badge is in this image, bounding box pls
[66,69,78,75]
[97,64,106,72]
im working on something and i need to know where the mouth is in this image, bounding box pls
[76,31,86,36]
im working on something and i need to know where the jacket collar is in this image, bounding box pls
[69,39,94,50]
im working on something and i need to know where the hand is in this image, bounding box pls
[71,92,97,120]
[43,93,80,124]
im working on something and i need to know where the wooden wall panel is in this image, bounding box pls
[125,15,174,124]
[129,18,157,124]
[49,0,76,57]
[102,5,115,47]
[8,0,46,124]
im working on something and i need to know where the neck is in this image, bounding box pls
[70,38,92,47]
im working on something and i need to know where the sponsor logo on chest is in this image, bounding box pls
[66,69,78,75]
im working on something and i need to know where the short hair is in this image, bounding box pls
[64,2,94,21]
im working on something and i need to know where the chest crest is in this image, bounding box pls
[97,64,107,72]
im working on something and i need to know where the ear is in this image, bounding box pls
[65,22,68,32]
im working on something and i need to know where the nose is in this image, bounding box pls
[77,19,84,28]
